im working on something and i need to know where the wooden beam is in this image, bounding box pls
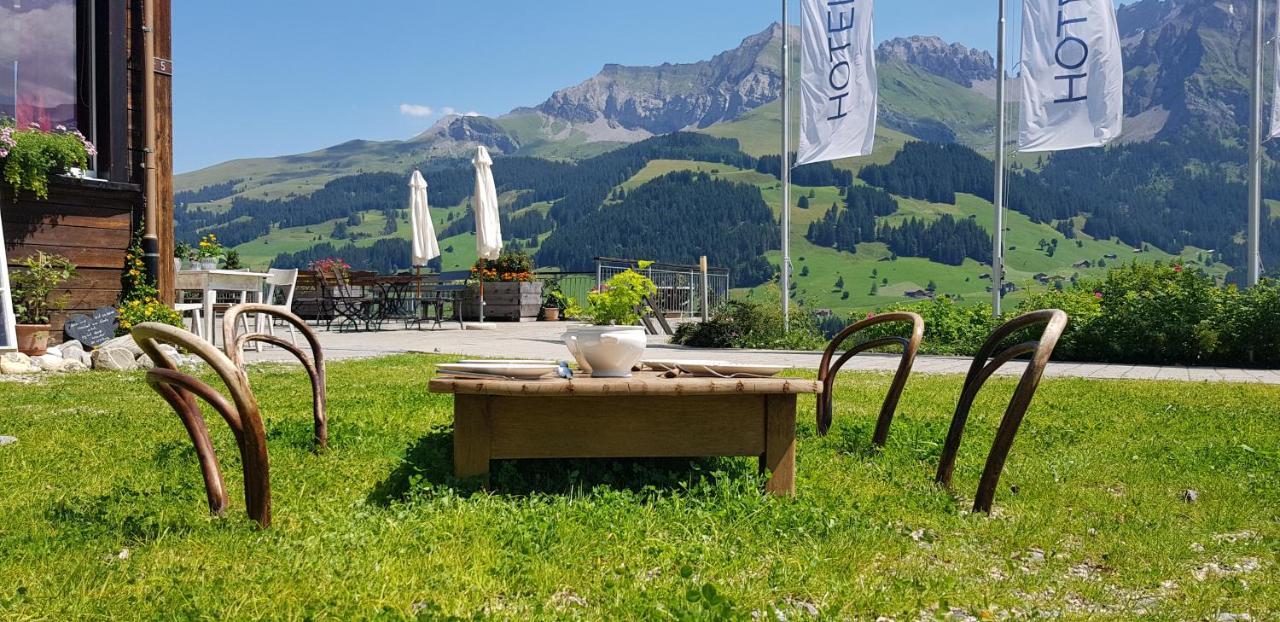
[152,0,174,303]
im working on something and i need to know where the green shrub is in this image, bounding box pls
[1081,261,1223,364]
[673,298,825,351]
[857,296,999,356]
[1016,287,1101,359]
[1,118,94,199]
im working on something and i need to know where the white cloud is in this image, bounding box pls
[399,103,434,117]
[463,111,481,117]
[440,106,457,116]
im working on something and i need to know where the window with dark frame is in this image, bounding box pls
[2,0,125,180]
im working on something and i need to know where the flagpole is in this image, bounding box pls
[781,0,792,331]
[992,0,1008,316]
[1248,0,1264,286]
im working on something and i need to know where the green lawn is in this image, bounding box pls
[2,355,1278,618]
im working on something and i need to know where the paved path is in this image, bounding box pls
[243,322,1280,384]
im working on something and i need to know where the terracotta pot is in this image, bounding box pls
[542,307,560,322]
[15,324,51,356]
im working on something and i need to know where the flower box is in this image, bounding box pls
[460,281,543,322]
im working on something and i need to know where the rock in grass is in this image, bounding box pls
[92,348,138,372]
[96,335,143,357]
[1181,489,1199,503]
[136,354,155,370]
[33,354,66,372]
[1,353,39,375]
[0,436,16,447]
[62,360,90,373]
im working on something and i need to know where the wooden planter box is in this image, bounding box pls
[460,281,543,322]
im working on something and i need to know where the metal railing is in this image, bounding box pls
[594,257,731,320]
[533,271,595,309]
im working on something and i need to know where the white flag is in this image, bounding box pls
[1271,0,1280,140]
[798,0,876,165]
[1019,0,1124,152]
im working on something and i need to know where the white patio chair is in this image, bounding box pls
[174,303,204,339]
[245,269,300,350]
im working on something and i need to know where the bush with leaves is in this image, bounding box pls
[116,227,182,335]
[673,295,825,351]
[567,262,657,326]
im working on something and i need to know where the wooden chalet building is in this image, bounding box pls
[1,0,174,344]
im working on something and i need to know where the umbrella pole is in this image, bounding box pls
[479,279,486,323]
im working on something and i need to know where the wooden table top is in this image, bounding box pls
[429,371,821,397]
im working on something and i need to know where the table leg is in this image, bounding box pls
[453,395,492,484]
[202,288,216,346]
[761,395,797,497]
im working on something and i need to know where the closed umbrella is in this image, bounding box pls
[472,146,502,322]
[408,170,440,309]
[409,170,440,267]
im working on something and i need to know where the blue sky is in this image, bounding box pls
[174,1,1128,173]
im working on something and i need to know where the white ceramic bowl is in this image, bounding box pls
[562,325,647,378]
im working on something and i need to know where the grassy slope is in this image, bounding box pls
[613,152,1227,312]
[2,356,1278,618]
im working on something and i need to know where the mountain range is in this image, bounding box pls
[174,0,1278,312]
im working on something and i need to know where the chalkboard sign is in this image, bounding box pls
[64,307,120,348]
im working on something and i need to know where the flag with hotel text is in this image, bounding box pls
[798,0,876,165]
[1018,0,1123,152]
[1271,0,1280,140]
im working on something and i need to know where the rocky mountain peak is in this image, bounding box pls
[876,36,996,87]
[535,24,785,135]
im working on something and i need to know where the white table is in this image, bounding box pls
[175,270,271,343]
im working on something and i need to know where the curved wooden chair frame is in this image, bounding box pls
[131,304,327,528]
[132,323,272,527]
[223,304,328,450]
[816,311,924,443]
[934,309,1069,514]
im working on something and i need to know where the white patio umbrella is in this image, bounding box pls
[408,170,440,306]
[409,170,440,267]
[472,146,502,323]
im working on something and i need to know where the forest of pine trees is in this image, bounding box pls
[536,171,778,286]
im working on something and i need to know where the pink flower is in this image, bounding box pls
[1093,291,1103,299]
[1173,264,1183,273]
[28,121,40,129]
[54,124,67,132]
[865,312,874,319]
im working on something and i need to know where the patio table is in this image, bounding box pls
[176,269,270,341]
[428,372,822,496]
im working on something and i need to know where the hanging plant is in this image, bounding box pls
[0,117,96,200]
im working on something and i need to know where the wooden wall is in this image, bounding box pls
[2,179,141,341]
[125,0,174,301]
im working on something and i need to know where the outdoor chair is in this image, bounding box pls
[131,304,328,528]
[406,270,469,330]
[816,311,924,443]
[318,269,378,332]
[174,303,204,339]
[240,268,300,349]
[935,309,1069,514]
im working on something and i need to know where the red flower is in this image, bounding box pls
[1173,264,1183,273]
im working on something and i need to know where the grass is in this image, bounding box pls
[2,355,1278,618]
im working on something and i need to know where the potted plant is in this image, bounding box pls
[542,281,568,322]
[1,118,95,200]
[562,263,657,377]
[195,233,224,270]
[9,251,76,356]
[174,241,195,271]
[463,249,543,321]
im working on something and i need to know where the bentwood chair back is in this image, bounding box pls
[935,309,1069,513]
[816,312,924,444]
